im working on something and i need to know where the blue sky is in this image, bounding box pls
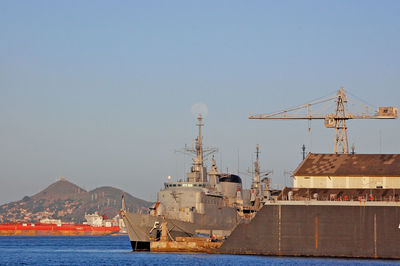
[1,1,399,203]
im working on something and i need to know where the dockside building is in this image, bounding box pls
[293,153,400,189]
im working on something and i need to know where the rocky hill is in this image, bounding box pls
[0,178,153,223]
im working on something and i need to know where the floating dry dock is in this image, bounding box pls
[218,153,400,259]
[219,200,400,259]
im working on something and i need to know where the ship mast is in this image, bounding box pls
[252,145,262,197]
[250,144,273,204]
[179,115,217,183]
[196,115,206,182]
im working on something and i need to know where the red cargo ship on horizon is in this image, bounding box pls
[0,222,121,236]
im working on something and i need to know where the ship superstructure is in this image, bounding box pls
[121,115,265,251]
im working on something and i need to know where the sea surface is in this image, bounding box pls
[0,235,397,265]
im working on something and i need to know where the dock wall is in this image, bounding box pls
[219,203,400,259]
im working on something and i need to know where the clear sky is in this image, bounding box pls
[1,1,399,204]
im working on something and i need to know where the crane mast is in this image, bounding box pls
[333,88,348,153]
[249,88,398,154]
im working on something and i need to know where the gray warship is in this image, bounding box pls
[121,115,270,251]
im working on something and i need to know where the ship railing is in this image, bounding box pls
[164,182,207,188]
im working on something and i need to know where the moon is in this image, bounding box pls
[191,103,208,117]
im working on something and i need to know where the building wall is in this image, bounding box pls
[294,176,400,189]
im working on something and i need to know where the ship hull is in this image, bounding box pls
[122,211,238,251]
[0,224,120,236]
[219,202,400,259]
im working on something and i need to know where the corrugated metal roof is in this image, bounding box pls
[293,153,400,177]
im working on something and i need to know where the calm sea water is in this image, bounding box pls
[0,235,397,265]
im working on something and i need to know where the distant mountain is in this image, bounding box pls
[32,177,86,200]
[0,178,153,223]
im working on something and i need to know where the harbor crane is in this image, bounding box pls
[249,88,398,154]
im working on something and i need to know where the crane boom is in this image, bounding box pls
[249,88,398,154]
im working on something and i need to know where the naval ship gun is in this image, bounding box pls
[121,115,266,251]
